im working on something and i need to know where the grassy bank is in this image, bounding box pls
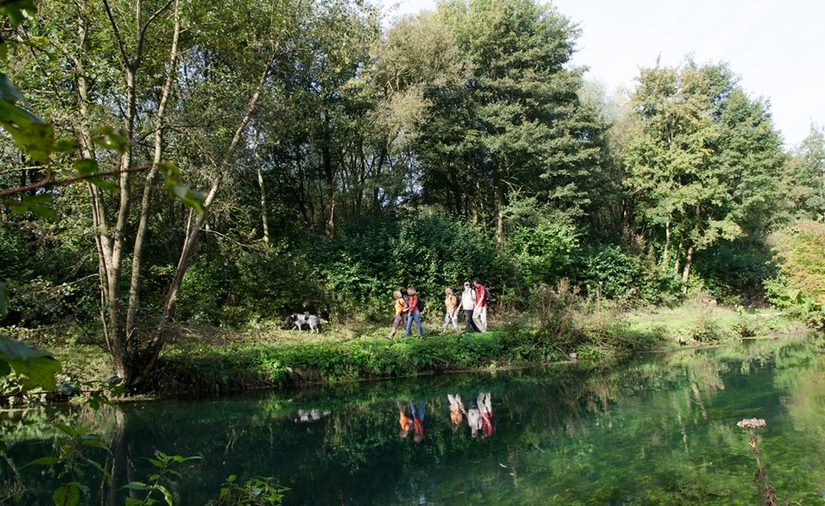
[8,301,802,397]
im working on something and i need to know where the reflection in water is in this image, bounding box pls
[447,394,465,432]
[5,336,825,505]
[398,401,412,439]
[293,408,330,423]
[411,401,426,444]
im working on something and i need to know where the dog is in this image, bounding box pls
[286,314,328,333]
[307,315,329,333]
[286,314,308,331]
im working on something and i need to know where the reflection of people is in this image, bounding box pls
[447,394,465,431]
[387,291,407,340]
[460,282,479,332]
[467,397,482,438]
[404,287,425,338]
[398,401,412,438]
[478,392,494,438]
[411,400,426,444]
[442,288,459,333]
[472,278,488,332]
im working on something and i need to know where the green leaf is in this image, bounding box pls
[123,481,150,491]
[54,138,79,152]
[25,456,59,466]
[0,73,26,105]
[0,337,60,391]
[158,484,174,506]
[0,0,37,27]
[87,177,119,192]
[92,126,127,153]
[83,457,112,482]
[55,424,87,437]
[80,438,108,450]
[74,158,98,176]
[9,194,57,220]
[0,98,53,163]
[52,482,86,506]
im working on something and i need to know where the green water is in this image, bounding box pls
[5,337,825,505]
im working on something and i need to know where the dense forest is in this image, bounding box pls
[1,0,824,385]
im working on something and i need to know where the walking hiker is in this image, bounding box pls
[387,290,407,339]
[404,287,425,338]
[460,281,479,332]
[442,288,459,333]
[472,278,488,332]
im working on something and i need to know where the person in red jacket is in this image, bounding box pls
[404,287,424,338]
[472,278,487,332]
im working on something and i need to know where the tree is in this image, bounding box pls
[623,62,786,292]
[413,0,605,249]
[789,125,825,220]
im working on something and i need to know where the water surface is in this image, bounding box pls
[6,337,825,505]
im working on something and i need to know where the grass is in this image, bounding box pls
[5,300,811,397]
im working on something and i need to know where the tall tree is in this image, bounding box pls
[789,125,825,220]
[624,62,786,291]
[414,0,604,249]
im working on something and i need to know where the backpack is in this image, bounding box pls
[484,287,491,303]
[416,297,425,313]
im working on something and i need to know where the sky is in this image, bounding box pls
[380,0,825,148]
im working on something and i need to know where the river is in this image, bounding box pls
[5,337,825,504]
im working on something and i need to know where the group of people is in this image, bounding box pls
[388,279,489,340]
[397,392,495,444]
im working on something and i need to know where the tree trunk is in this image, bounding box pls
[73,8,114,352]
[681,245,694,294]
[125,0,180,343]
[254,147,271,245]
[321,115,336,240]
[661,218,670,272]
[674,239,683,276]
[136,56,274,384]
[494,185,505,253]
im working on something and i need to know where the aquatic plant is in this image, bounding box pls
[737,418,779,506]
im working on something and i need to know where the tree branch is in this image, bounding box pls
[0,166,150,198]
[101,0,129,67]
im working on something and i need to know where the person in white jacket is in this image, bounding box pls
[460,282,479,332]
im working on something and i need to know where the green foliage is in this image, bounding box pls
[211,475,287,506]
[23,423,110,505]
[788,125,825,220]
[766,221,825,329]
[693,238,776,304]
[0,337,60,391]
[573,245,642,299]
[124,451,202,506]
[506,201,580,287]
[623,62,786,288]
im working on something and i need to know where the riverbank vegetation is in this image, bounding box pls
[1,0,824,396]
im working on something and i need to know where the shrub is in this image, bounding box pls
[505,201,580,287]
[766,221,825,329]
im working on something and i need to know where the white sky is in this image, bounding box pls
[380,0,825,148]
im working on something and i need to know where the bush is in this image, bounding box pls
[505,200,580,287]
[694,238,776,305]
[766,221,825,329]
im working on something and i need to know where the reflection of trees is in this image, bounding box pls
[9,337,824,504]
